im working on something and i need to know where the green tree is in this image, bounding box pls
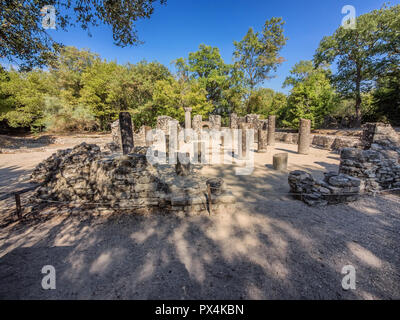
[233,17,287,90]
[49,46,100,104]
[371,67,400,125]
[246,88,287,117]
[314,5,399,126]
[0,68,55,131]
[79,60,124,130]
[138,77,213,126]
[127,60,172,111]
[0,0,166,70]
[281,61,337,128]
[369,4,400,125]
[175,44,232,108]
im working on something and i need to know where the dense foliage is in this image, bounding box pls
[314,4,400,126]
[0,0,166,70]
[0,5,399,133]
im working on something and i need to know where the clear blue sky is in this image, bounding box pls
[15,0,400,93]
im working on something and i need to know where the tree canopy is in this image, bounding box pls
[314,4,400,126]
[233,17,287,90]
[0,0,166,70]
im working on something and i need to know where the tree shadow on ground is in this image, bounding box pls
[0,135,56,150]
[1,146,399,300]
[1,183,399,299]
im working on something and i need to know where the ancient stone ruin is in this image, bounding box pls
[30,105,399,212]
[288,171,361,206]
[289,122,400,206]
[31,142,235,215]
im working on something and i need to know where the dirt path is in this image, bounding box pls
[0,139,399,299]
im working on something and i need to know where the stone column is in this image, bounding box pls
[298,118,311,154]
[209,115,221,131]
[111,119,121,146]
[192,115,202,136]
[184,107,192,129]
[119,112,134,155]
[230,113,238,129]
[165,134,170,162]
[239,123,251,159]
[257,129,268,153]
[144,126,152,146]
[267,115,276,146]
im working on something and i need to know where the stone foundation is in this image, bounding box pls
[339,148,400,193]
[275,132,360,151]
[288,123,400,206]
[288,171,361,206]
[361,122,400,152]
[31,143,235,215]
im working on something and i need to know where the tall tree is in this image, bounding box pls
[233,17,287,90]
[281,60,337,128]
[50,46,100,104]
[314,5,399,126]
[0,69,55,130]
[0,0,166,70]
[174,44,231,108]
[246,88,287,117]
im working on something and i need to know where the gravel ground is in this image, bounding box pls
[0,137,399,300]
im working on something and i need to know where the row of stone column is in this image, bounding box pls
[255,117,311,155]
[117,111,311,157]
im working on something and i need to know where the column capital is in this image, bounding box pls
[184,107,192,112]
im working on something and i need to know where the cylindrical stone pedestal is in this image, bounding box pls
[298,118,311,155]
[267,115,276,146]
[273,153,288,171]
[257,129,267,153]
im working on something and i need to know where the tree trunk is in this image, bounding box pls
[355,67,362,128]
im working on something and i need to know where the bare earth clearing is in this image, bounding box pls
[0,134,399,299]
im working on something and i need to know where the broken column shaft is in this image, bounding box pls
[267,115,276,146]
[119,112,134,155]
[298,118,311,155]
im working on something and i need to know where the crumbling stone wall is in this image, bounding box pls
[111,120,122,146]
[361,122,400,152]
[245,114,260,129]
[209,115,222,131]
[339,148,400,193]
[338,123,400,193]
[288,123,400,206]
[192,115,203,135]
[156,116,181,135]
[288,170,361,206]
[275,132,360,151]
[31,143,235,215]
[230,113,238,129]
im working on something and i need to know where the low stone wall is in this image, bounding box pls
[339,148,400,193]
[288,170,361,206]
[288,123,400,206]
[361,122,400,152]
[275,132,298,144]
[275,132,360,151]
[31,143,235,215]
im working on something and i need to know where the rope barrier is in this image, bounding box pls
[23,187,400,206]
